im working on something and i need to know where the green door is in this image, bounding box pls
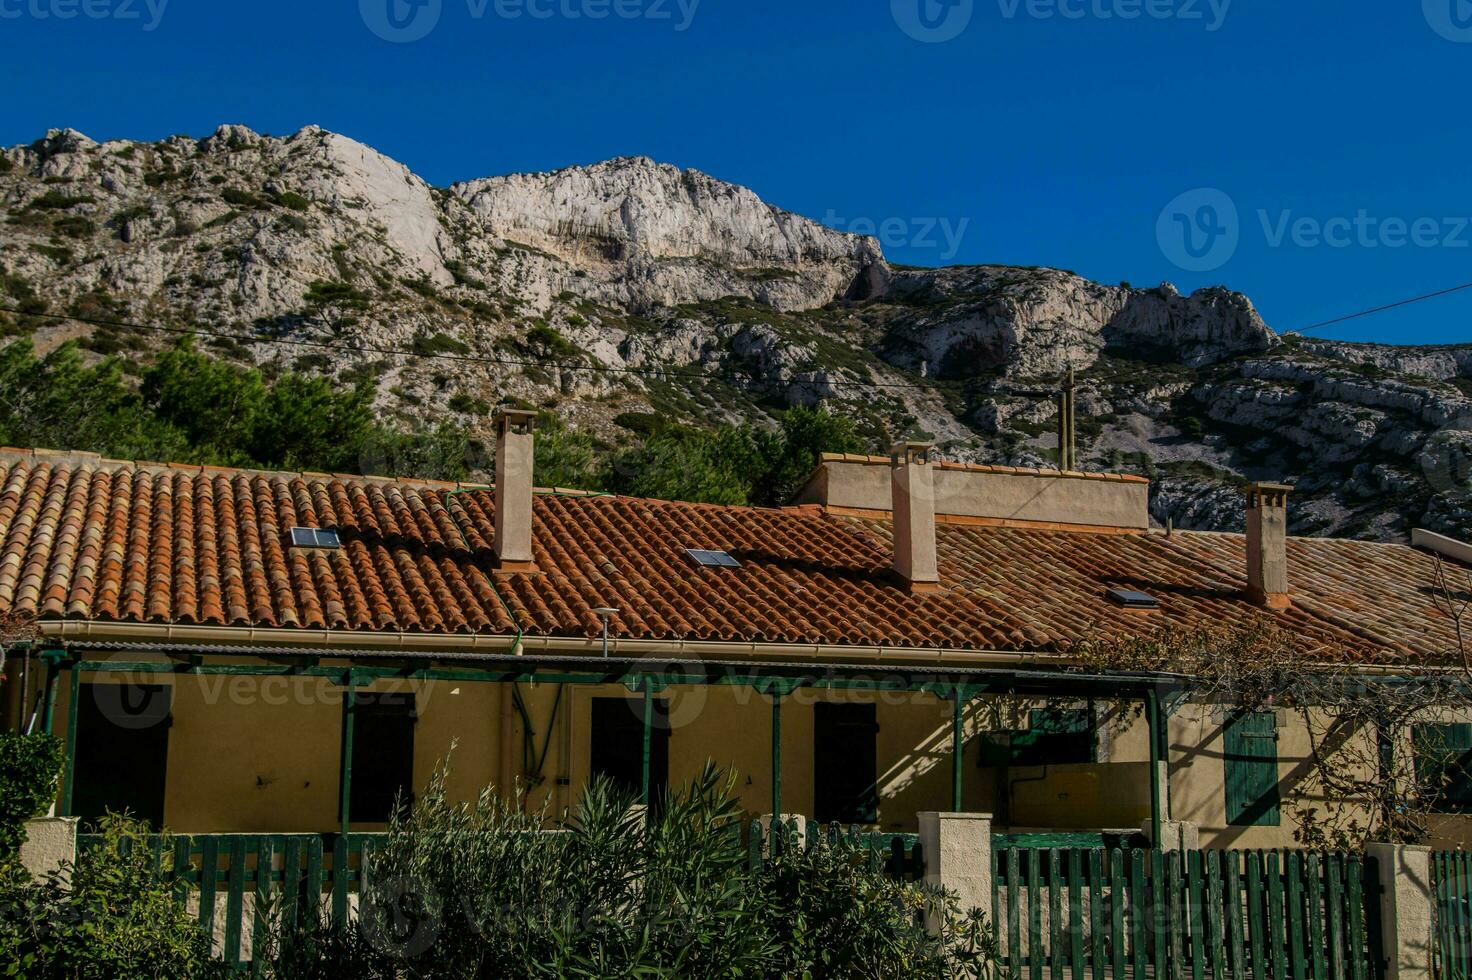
[1223,711,1280,826]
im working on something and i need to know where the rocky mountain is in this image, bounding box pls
[1,124,1469,541]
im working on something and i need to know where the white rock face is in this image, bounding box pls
[882,267,1274,378]
[452,157,883,311]
[1,124,1469,541]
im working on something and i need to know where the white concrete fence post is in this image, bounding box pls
[19,816,78,881]
[1365,843,1434,980]
[918,812,992,933]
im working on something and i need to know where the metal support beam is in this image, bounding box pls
[338,672,360,837]
[39,649,63,736]
[640,680,653,811]
[951,689,967,812]
[771,691,783,821]
[60,661,80,816]
[1145,688,1164,848]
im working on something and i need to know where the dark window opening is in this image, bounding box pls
[1224,711,1281,827]
[978,705,1097,768]
[1413,723,1472,814]
[73,683,172,830]
[590,697,671,813]
[350,692,416,824]
[814,703,879,825]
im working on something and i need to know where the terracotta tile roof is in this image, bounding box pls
[0,449,1461,663]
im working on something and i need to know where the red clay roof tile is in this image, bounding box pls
[0,452,1460,662]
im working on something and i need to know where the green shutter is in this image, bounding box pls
[1224,711,1280,826]
[1412,723,1472,812]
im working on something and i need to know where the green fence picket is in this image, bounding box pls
[1346,853,1366,980]
[1205,849,1224,980]
[1186,848,1206,979]
[1267,851,1287,980]
[198,835,220,951]
[223,836,247,968]
[331,835,349,928]
[1324,852,1345,980]
[1224,851,1246,980]
[304,835,323,927]
[1066,849,1084,980]
[1087,849,1105,980]
[1108,850,1126,980]
[1028,848,1044,980]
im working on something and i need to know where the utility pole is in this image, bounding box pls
[1057,367,1077,471]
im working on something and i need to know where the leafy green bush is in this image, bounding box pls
[220,187,262,208]
[0,733,62,862]
[27,190,95,210]
[410,332,471,357]
[0,815,224,979]
[275,191,311,212]
[261,764,993,978]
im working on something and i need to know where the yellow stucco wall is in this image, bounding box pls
[18,662,1472,849]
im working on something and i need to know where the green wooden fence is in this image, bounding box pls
[991,847,1383,980]
[742,819,926,881]
[1432,849,1472,979]
[77,832,384,972]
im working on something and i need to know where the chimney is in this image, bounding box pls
[493,409,538,571]
[1244,482,1291,609]
[891,442,941,593]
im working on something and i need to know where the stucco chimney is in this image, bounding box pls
[891,442,941,593]
[1244,482,1291,609]
[494,409,538,571]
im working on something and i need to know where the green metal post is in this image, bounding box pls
[60,661,80,816]
[640,681,653,810]
[338,673,358,837]
[39,649,62,735]
[1146,688,1163,848]
[771,690,782,820]
[951,689,966,812]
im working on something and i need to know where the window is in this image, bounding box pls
[814,703,879,825]
[73,683,172,830]
[350,692,416,824]
[1412,723,1472,813]
[978,705,1096,768]
[1223,711,1281,827]
[289,527,341,549]
[590,698,671,812]
[685,549,740,568]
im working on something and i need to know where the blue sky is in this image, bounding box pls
[1,0,1469,344]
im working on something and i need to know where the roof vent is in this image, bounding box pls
[1106,587,1159,610]
[686,548,740,568]
[289,527,341,550]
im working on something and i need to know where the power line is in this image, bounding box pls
[1290,281,1472,335]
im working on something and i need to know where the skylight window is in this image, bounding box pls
[289,527,342,550]
[1106,587,1159,610]
[686,548,740,569]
